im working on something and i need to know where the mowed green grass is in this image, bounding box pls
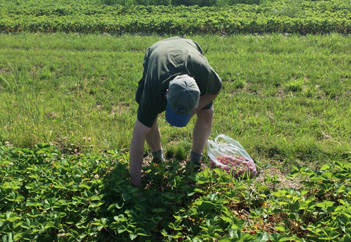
[0,33,350,169]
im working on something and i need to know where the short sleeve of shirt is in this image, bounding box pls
[202,66,222,95]
[188,54,222,96]
[137,102,159,128]
[137,87,166,128]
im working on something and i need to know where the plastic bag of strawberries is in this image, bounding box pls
[207,134,257,178]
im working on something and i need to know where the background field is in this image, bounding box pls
[1,0,351,241]
[2,0,351,34]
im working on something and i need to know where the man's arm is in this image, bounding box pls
[191,89,222,117]
[129,119,151,186]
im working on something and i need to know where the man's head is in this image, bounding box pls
[166,74,200,127]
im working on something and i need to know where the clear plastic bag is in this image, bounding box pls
[207,134,257,178]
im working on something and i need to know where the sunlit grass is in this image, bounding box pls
[0,33,350,169]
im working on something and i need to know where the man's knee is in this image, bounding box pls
[197,105,214,121]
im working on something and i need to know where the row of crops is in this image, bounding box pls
[1,0,351,34]
[1,144,351,241]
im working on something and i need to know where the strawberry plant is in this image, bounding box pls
[1,0,351,34]
[1,143,351,241]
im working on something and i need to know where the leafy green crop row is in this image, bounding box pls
[1,144,351,241]
[1,0,351,34]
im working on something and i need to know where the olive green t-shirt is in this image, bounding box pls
[137,37,222,127]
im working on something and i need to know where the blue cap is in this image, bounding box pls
[165,104,192,127]
[165,75,200,127]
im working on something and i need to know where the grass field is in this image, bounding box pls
[1,33,351,241]
[1,33,350,166]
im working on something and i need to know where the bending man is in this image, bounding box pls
[130,37,222,186]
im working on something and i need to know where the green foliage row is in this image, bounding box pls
[99,0,261,6]
[1,0,351,34]
[1,144,351,241]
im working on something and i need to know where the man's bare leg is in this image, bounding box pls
[191,106,214,159]
[145,117,161,152]
[129,119,151,186]
[145,117,164,163]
